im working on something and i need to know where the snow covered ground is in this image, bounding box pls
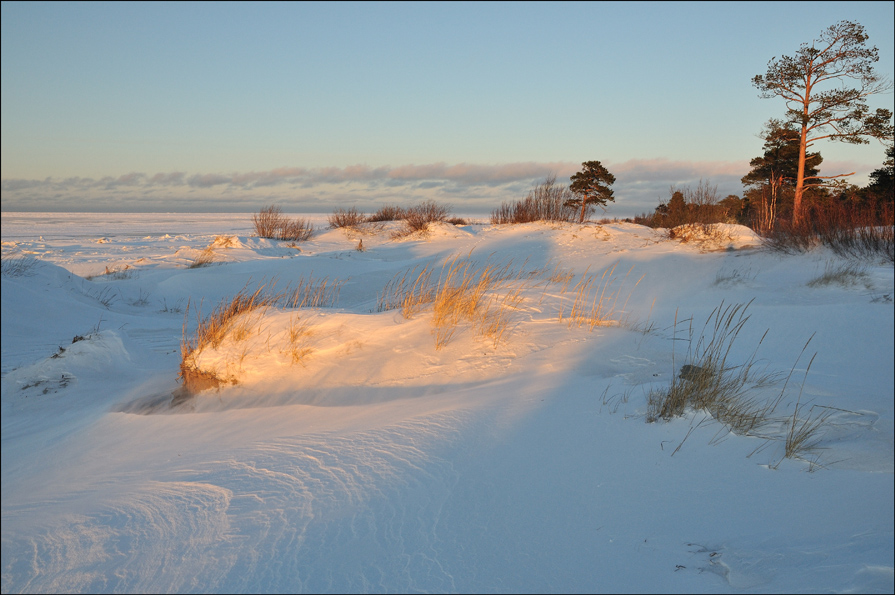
[2,212,893,594]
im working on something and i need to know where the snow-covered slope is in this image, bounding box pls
[2,214,893,593]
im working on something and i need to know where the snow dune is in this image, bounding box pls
[2,213,893,593]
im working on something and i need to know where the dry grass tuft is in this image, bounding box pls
[558,264,642,330]
[806,260,872,289]
[178,276,342,395]
[378,255,542,349]
[646,301,782,435]
[646,303,834,467]
[1,253,40,277]
[377,263,437,317]
[189,236,239,268]
[189,246,217,269]
[284,313,314,365]
[380,256,642,350]
[86,264,134,280]
[775,351,832,465]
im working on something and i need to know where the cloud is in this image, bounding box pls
[149,172,186,185]
[187,173,232,188]
[387,161,578,186]
[0,157,826,215]
[609,158,749,182]
[1,178,46,192]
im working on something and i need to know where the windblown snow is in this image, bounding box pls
[2,213,893,593]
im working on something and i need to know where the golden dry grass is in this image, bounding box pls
[189,246,217,268]
[379,255,639,350]
[178,276,342,395]
[558,263,642,330]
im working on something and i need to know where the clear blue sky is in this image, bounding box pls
[2,1,893,214]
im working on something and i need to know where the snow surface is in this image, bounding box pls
[2,212,893,594]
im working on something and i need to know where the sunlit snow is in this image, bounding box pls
[2,212,893,594]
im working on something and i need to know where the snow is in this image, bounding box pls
[2,212,893,594]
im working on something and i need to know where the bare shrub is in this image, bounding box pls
[393,200,452,237]
[367,205,407,222]
[252,205,315,241]
[491,175,577,224]
[762,201,893,262]
[279,217,315,241]
[253,205,285,238]
[329,207,367,229]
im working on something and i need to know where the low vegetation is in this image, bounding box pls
[491,175,578,224]
[646,301,831,466]
[177,277,342,396]
[558,264,642,330]
[328,207,367,229]
[1,253,40,277]
[367,204,407,222]
[378,255,639,350]
[392,200,452,238]
[806,260,872,289]
[634,180,733,233]
[252,205,315,241]
[762,202,894,263]
[646,301,781,432]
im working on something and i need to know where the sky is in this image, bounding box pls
[1,1,893,215]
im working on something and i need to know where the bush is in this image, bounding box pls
[367,205,407,222]
[328,207,367,229]
[761,200,893,262]
[491,176,577,224]
[394,200,452,237]
[252,205,315,241]
[635,180,729,230]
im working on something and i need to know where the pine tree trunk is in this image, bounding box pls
[793,122,808,224]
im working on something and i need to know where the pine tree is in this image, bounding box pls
[752,20,894,223]
[567,161,616,223]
